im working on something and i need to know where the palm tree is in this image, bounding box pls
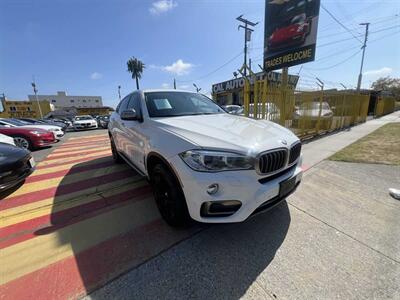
[127,57,145,90]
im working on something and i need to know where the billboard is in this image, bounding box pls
[264,0,320,71]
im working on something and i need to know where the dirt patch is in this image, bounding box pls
[329,123,400,165]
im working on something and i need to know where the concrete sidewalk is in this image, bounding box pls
[85,112,400,300]
[302,111,400,169]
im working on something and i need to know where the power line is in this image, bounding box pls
[370,24,400,35]
[321,4,363,43]
[304,49,362,71]
[176,50,243,83]
[318,19,399,40]
[318,1,385,32]
[369,29,400,43]
[250,23,400,66]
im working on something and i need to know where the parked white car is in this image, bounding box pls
[0,133,16,146]
[293,101,334,120]
[109,90,302,226]
[222,105,242,114]
[73,115,98,130]
[0,118,64,139]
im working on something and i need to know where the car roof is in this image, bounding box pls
[136,89,197,94]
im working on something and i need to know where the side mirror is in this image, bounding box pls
[121,109,140,121]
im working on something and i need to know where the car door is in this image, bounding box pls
[121,93,147,173]
[112,95,130,150]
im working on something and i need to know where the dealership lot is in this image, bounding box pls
[87,161,400,300]
[1,112,399,299]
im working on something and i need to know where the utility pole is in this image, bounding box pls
[356,22,370,91]
[316,78,325,133]
[193,83,201,93]
[173,78,176,89]
[118,85,121,101]
[237,15,258,76]
[31,78,43,119]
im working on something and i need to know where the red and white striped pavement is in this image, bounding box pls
[0,134,198,299]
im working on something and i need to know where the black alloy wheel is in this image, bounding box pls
[150,164,190,227]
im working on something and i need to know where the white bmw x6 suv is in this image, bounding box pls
[108,90,303,226]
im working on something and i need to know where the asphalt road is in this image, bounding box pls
[86,160,400,300]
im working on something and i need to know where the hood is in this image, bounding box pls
[0,143,30,170]
[152,114,299,155]
[272,24,303,42]
[20,124,61,131]
[0,127,48,135]
[74,119,96,124]
[296,109,333,117]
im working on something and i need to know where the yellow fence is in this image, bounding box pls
[243,78,371,139]
[375,96,395,117]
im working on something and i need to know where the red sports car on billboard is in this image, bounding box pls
[267,13,311,50]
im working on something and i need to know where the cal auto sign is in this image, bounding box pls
[212,71,299,94]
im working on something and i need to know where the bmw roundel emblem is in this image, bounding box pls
[280,139,287,145]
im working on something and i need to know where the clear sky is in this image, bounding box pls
[1,0,399,107]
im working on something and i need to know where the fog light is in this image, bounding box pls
[200,200,242,217]
[206,183,219,195]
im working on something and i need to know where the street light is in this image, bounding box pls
[193,83,201,93]
[31,81,43,118]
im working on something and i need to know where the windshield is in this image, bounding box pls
[75,116,93,121]
[291,14,306,24]
[4,119,26,126]
[145,92,225,118]
[300,102,331,110]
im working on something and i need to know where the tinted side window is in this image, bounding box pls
[117,96,130,114]
[126,93,141,114]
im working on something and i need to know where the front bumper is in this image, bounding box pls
[0,160,35,191]
[74,124,98,130]
[53,131,64,138]
[169,155,303,223]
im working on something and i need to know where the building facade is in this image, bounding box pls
[0,97,54,118]
[28,91,103,109]
[212,71,299,105]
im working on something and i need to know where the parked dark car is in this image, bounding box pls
[0,143,35,193]
[96,115,110,129]
[19,118,68,132]
[0,125,56,150]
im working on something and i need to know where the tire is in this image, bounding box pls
[13,135,32,150]
[110,137,123,163]
[150,163,191,227]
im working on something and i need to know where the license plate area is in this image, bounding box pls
[279,176,297,198]
[28,157,36,168]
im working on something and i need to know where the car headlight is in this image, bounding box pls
[180,150,254,172]
[29,130,42,135]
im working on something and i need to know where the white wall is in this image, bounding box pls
[28,91,103,109]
